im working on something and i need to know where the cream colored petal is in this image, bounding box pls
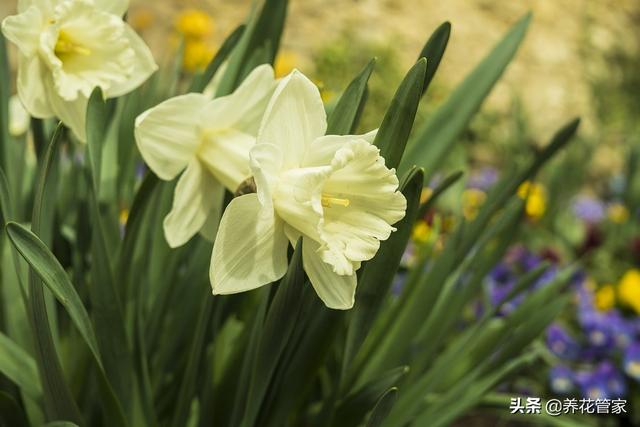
[17,55,54,118]
[210,194,288,295]
[249,142,284,210]
[18,0,53,13]
[163,159,221,248]
[303,238,356,310]
[258,70,327,168]
[104,25,157,98]
[92,0,129,16]
[197,129,255,192]
[220,64,278,135]
[1,6,43,56]
[45,79,88,141]
[134,93,209,180]
[303,130,377,167]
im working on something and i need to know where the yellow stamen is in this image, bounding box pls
[55,31,92,57]
[321,195,350,208]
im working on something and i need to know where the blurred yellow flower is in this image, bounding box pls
[594,284,615,311]
[517,181,547,220]
[618,269,640,313]
[183,40,215,72]
[420,187,433,205]
[462,188,486,220]
[412,220,432,243]
[119,208,129,227]
[129,8,155,32]
[607,203,629,224]
[175,9,214,39]
[274,51,297,77]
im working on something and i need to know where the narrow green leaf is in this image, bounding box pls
[240,239,306,427]
[86,88,110,194]
[7,222,103,368]
[327,59,375,135]
[0,332,41,399]
[87,184,135,415]
[401,13,532,175]
[365,388,398,427]
[189,25,246,93]
[0,33,10,173]
[8,221,129,426]
[342,168,423,378]
[216,0,288,96]
[25,124,83,423]
[417,22,451,95]
[44,422,79,427]
[0,391,29,427]
[335,367,408,427]
[374,58,427,169]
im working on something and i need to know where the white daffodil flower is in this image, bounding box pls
[1,0,157,141]
[210,70,407,310]
[135,64,278,248]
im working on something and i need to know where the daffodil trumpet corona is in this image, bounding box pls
[135,65,278,248]
[210,70,407,310]
[2,0,158,141]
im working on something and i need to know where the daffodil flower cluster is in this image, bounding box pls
[138,69,406,309]
[2,1,407,310]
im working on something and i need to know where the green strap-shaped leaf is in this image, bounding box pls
[0,391,30,427]
[400,13,532,175]
[0,33,10,174]
[24,124,83,423]
[365,388,399,427]
[239,239,306,427]
[85,88,135,415]
[342,167,423,379]
[416,170,463,218]
[7,222,103,368]
[0,332,41,399]
[334,367,408,427]
[189,25,246,93]
[417,22,451,95]
[374,58,427,169]
[216,0,288,96]
[86,88,110,194]
[327,59,375,135]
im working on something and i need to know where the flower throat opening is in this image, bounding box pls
[321,194,350,208]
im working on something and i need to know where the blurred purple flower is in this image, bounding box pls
[623,342,640,381]
[468,167,499,191]
[574,361,626,399]
[549,365,574,394]
[572,196,605,223]
[547,323,580,359]
[391,271,408,297]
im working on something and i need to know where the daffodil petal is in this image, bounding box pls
[1,6,43,56]
[93,0,129,16]
[46,79,88,141]
[17,0,52,14]
[249,142,284,210]
[197,129,255,192]
[210,194,288,295]
[258,70,327,168]
[135,93,209,180]
[303,130,378,167]
[17,55,54,118]
[9,95,30,136]
[163,159,221,248]
[213,64,278,135]
[105,25,157,98]
[303,238,356,310]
